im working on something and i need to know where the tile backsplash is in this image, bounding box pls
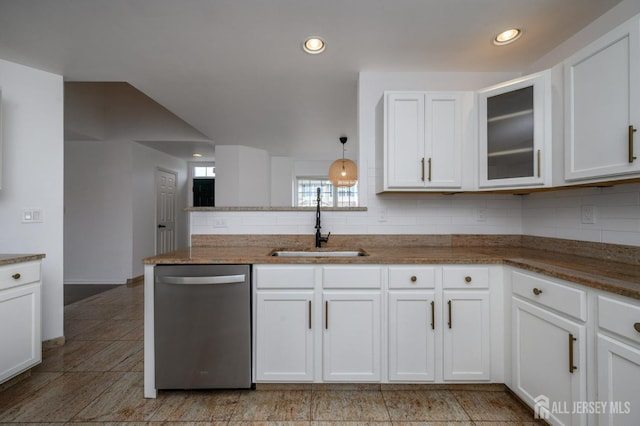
[190,182,640,248]
[522,182,640,246]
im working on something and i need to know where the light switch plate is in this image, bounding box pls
[22,209,43,223]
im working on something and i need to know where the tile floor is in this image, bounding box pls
[0,283,543,425]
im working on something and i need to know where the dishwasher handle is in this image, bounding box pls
[157,274,246,285]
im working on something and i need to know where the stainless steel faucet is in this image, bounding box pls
[315,187,330,248]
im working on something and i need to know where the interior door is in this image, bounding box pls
[156,169,177,254]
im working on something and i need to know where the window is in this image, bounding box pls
[194,166,215,177]
[296,177,358,207]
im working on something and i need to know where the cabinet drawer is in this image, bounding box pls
[442,266,489,289]
[598,295,640,345]
[512,270,587,321]
[323,266,382,289]
[255,265,316,289]
[389,266,436,289]
[0,261,40,290]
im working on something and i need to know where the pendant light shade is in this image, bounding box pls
[329,137,358,187]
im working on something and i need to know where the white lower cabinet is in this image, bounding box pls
[255,291,314,381]
[388,291,436,381]
[254,264,382,383]
[323,291,381,381]
[596,294,640,426]
[511,270,587,426]
[387,265,493,383]
[0,260,42,384]
[443,290,490,380]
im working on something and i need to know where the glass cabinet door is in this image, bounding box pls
[487,86,534,180]
[478,70,550,189]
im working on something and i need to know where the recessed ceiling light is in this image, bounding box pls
[192,153,203,157]
[493,28,522,45]
[303,36,326,54]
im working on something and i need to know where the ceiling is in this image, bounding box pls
[0,0,623,161]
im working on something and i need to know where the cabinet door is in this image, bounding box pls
[385,92,426,188]
[512,297,586,426]
[255,291,314,381]
[564,16,640,181]
[597,334,640,426]
[388,291,436,381]
[425,93,462,188]
[0,282,41,383]
[443,290,490,380]
[323,291,381,381]
[478,71,550,188]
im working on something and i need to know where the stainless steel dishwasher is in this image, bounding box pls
[154,264,251,389]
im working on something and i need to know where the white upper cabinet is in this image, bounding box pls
[478,70,552,189]
[564,15,640,182]
[379,91,471,192]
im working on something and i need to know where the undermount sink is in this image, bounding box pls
[269,249,368,257]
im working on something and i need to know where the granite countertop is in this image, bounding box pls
[144,244,640,300]
[0,253,46,267]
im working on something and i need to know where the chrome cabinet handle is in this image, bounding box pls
[630,125,637,163]
[430,300,435,330]
[533,288,543,296]
[12,273,21,280]
[157,275,245,285]
[421,158,425,181]
[447,300,452,329]
[569,333,577,373]
[427,157,432,182]
[308,301,312,330]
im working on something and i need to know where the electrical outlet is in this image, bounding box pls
[581,205,596,224]
[476,208,487,222]
[378,208,388,222]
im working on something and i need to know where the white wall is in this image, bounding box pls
[65,82,202,284]
[270,156,294,207]
[64,139,133,284]
[132,143,188,278]
[215,145,270,206]
[0,59,64,341]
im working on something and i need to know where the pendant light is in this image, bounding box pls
[329,136,357,187]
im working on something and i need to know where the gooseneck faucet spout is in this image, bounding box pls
[315,187,331,248]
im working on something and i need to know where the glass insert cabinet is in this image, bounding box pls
[478,70,551,189]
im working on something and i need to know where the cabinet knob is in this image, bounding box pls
[465,276,472,283]
[634,323,640,333]
[533,287,543,296]
[12,273,21,280]
[410,275,417,283]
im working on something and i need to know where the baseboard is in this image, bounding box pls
[64,279,127,285]
[126,275,144,286]
[43,335,65,349]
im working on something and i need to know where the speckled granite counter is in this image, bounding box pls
[144,235,640,300]
[0,254,46,266]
